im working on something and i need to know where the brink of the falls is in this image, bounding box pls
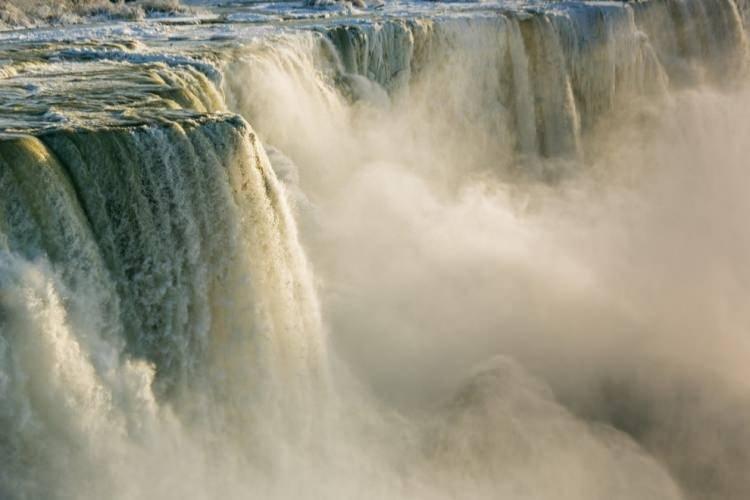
[1,0,750,499]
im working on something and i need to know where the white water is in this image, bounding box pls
[0,0,186,27]
[223,4,750,499]
[0,119,329,499]
[1,1,750,499]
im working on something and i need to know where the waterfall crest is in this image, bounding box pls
[224,0,745,172]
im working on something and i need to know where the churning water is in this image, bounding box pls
[0,1,749,499]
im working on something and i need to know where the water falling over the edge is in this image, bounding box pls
[224,2,718,190]
[1,0,750,498]
[0,115,331,499]
[220,1,750,499]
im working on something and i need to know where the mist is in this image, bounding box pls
[223,17,750,500]
[1,2,749,499]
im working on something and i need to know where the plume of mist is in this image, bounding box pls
[224,21,750,499]
[1,4,749,500]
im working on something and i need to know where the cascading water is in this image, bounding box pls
[1,0,750,498]
[0,114,329,498]
[225,1,736,184]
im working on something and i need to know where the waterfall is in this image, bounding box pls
[0,115,327,498]
[1,0,750,498]
[224,0,742,178]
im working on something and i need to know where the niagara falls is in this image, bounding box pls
[0,0,749,498]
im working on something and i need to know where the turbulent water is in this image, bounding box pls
[0,1,186,27]
[1,0,749,499]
